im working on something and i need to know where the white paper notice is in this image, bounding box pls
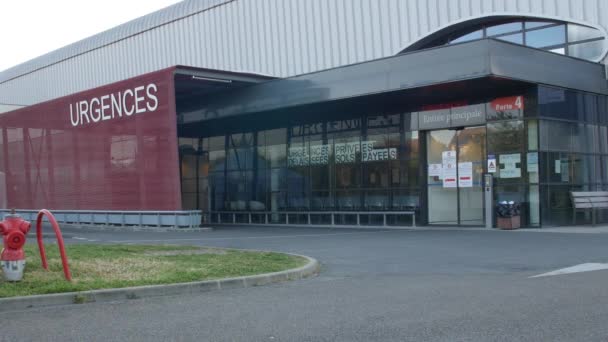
[442,151,457,188]
[458,162,473,188]
[428,164,442,177]
[499,153,521,179]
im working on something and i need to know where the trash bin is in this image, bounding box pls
[496,201,521,230]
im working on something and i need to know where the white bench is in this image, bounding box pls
[571,191,608,225]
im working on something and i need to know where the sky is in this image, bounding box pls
[0,0,183,72]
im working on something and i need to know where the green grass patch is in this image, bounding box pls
[0,244,307,298]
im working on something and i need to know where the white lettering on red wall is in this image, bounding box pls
[69,83,159,127]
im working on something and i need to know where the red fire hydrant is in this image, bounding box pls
[0,211,31,281]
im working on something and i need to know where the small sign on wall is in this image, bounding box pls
[488,154,497,173]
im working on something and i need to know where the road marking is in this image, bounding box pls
[106,230,401,244]
[530,263,608,278]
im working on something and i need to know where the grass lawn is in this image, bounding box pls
[0,244,307,298]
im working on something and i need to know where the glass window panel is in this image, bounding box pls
[363,190,389,210]
[568,24,603,42]
[525,21,554,29]
[538,86,577,120]
[600,126,608,155]
[539,120,572,152]
[568,39,605,60]
[525,25,566,48]
[527,120,538,151]
[392,189,420,211]
[495,32,523,44]
[585,94,599,123]
[487,120,525,154]
[486,22,522,36]
[599,96,608,125]
[450,29,483,44]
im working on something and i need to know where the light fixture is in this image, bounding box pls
[191,75,233,83]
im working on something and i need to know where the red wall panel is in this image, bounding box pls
[0,68,182,211]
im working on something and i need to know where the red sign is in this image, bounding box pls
[491,96,524,111]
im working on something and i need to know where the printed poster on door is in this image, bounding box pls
[428,163,442,178]
[458,162,473,188]
[442,151,457,188]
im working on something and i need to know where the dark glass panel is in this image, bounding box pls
[486,22,523,36]
[525,21,554,29]
[487,120,525,154]
[540,120,577,152]
[450,29,483,44]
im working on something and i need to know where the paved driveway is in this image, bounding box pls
[2,226,608,341]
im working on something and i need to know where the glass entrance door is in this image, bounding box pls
[426,127,486,226]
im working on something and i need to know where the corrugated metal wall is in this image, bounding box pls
[2,0,608,106]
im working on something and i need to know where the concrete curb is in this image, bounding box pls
[61,223,214,232]
[0,253,319,312]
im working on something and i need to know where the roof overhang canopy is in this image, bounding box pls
[179,39,608,125]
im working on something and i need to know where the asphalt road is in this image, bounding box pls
[3,226,608,342]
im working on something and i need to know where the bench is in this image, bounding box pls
[570,191,608,225]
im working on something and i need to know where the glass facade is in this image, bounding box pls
[536,87,608,226]
[179,87,608,227]
[441,19,606,61]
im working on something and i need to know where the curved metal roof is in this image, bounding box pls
[0,0,233,84]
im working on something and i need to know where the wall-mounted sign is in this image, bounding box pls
[418,104,486,130]
[490,96,524,111]
[458,162,473,188]
[487,154,497,173]
[69,83,159,127]
[488,96,524,120]
[442,151,457,188]
[499,153,521,179]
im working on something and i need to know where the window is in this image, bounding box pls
[496,33,524,45]
[568,24,603,41]
[526,25,566,48]
[423,18,606,62]
[486,22,522,36]
[569,40,605,60]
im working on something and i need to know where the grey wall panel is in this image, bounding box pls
[1,0,608,106]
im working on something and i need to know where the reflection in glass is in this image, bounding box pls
[569,40,605,60]
[568,24,603,41]
[495,33,523,44]
[525,25,566,48]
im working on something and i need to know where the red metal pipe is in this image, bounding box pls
[36,209,71,281]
